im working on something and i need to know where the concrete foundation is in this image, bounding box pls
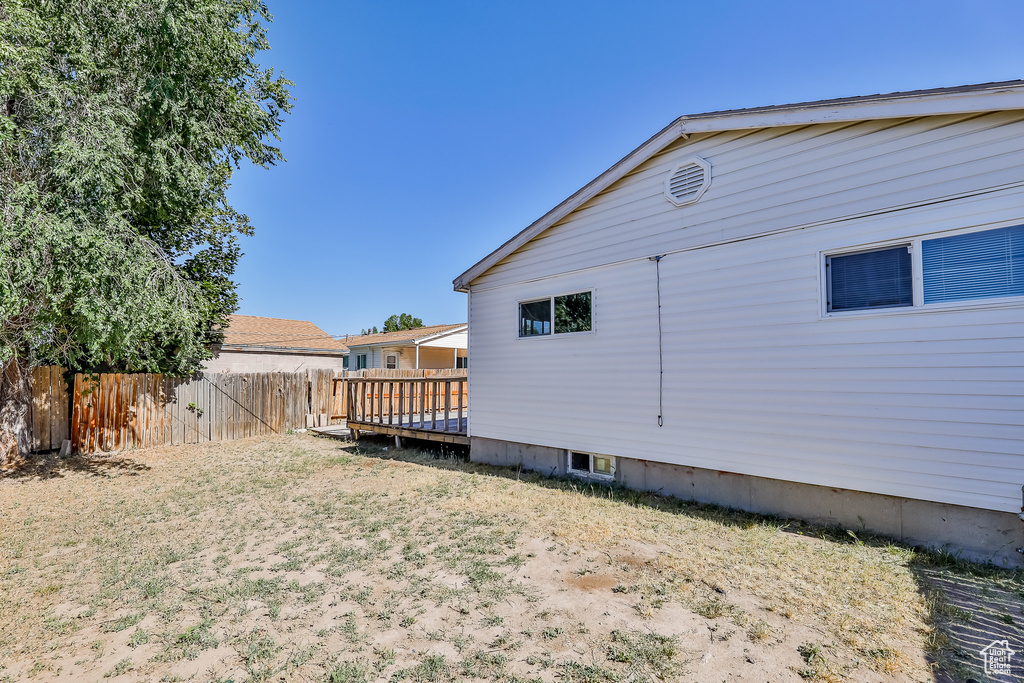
[470,436,1024,568]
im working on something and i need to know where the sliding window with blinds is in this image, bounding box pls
[826,246,913,312]
[922,224,1024,304]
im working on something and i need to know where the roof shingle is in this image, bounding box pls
[341,323,466,348]
[222,315,348,352]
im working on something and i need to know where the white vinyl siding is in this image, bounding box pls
[467,173,1024,513]
[475,112,1024,290]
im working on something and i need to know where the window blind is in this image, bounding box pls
[923,225,1024,304]
[827,246,913,311]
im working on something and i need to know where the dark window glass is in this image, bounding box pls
[456,356,468,369]
[343,355,349,369]
[923,225,1024,304]
[827,246,913,311]
[570,452,590,472]
[357,354,367,369]
[554,292,592,333]
[519,299,551,336]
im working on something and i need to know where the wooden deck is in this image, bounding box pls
[344,377,468,445]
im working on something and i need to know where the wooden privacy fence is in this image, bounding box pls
[29,366,468,454]
[69,371,312,454]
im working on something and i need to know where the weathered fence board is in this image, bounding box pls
[30,366,69,452]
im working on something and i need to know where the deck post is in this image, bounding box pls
[419,380,426,428]
[457,378,465,433]
[443,380,450,432]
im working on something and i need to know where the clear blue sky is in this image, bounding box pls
[226,0,1024,337]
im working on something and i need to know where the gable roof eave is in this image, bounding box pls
[453,80,1024,292]
[412,324,469,345]
[452,118,684,292]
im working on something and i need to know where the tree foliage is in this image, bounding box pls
[0,0,292,375]
[383,314,424,332]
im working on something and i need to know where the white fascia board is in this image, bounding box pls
[412,324,469,345]
[452,81,1024,292]
[677,85,1024,133]
[346,342,409,353]
[219,344,347,356]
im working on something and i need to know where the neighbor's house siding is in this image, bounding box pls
[204,349,347,374]
[349,345,467,370]
[467,112,1024,515]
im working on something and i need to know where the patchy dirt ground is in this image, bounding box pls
[0,434,1020,682]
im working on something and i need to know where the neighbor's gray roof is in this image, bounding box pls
[453,80,1024,292]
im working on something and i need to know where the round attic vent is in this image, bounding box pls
[664,156,711,207]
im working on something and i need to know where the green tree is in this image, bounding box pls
[383,314,424,332]
[0,0,292,460]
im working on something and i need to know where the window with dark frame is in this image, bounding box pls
[826,246,913,312]
[519,291,592,337]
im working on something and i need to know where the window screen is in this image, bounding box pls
[519,299,551,336]
[554,292,592,333]
[922,225,1024,304]
[827,246,913,312]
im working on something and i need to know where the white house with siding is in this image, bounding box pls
[342,324,468,371]
[454,81,1024,566]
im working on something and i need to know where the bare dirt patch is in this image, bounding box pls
[0,434,1019,682]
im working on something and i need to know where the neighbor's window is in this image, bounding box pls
[922,224,1024,304]
[385,354,398,369]
[519,291,592,337]
[343,355,350,369]
[456,356,468,369]
[356,354,367,370]
[826,246,913,312]
[568,451,615,479]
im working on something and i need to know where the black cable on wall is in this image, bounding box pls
[649,254,666,427]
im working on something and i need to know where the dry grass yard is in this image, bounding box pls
[1,434,1021,683]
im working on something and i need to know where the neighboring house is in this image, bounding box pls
[342,324,468,371]
[205,315,348,373]
[454,81,1024,566]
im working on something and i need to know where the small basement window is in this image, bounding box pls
[568,451,615,479]
[519,291,592,337]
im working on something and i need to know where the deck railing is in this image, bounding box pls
[345,376,467,434]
